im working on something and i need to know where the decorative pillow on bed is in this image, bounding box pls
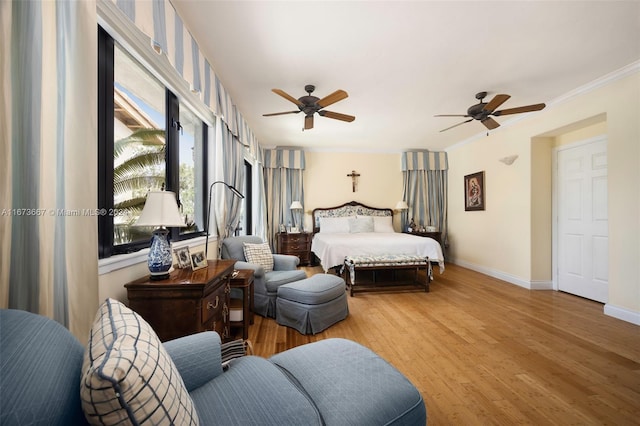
[319,216,353,233]
[348,216,374,233]
[371,215,395,233]
[243,241,274,272]
[80,298,199,426]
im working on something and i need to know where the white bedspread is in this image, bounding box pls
[311,232,445,273]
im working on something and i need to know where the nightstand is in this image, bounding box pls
[125,259,235,342]
[407,231,442,246]
[277,232,312,266]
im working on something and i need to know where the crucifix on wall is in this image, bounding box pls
[347,170,360,192]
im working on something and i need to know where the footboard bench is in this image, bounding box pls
[343,254,431,296]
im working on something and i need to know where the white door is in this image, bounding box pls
[557,138,608,302]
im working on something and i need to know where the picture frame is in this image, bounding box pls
[288,226,300,234]
[190,250,208,271]
[464,171,485,211]
[174,246,191,269]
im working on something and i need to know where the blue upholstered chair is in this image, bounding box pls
[220,235,307,318]
[1,305,427,425]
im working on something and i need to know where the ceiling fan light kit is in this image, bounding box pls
[263,85,355,130]
[435,91,546,132]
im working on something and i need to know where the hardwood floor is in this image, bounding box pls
[246,263,640,425]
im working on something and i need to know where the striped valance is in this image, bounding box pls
[106,0,258,152]
[263,149,305,170]
[402,150,448,171]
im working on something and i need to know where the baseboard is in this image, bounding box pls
[604,304,640,326]
[449,258,553,290]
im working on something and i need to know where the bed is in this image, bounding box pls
[310,201,445,291]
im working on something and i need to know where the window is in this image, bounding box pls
[176,101,205,236]
[235,160,253,236]
[98,27,207,258]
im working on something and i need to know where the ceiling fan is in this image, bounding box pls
[263,85,355,130]
[435,91,545,132]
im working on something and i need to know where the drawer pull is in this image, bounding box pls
[207,296,219,310]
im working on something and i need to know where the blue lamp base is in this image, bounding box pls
[148,228,173,280]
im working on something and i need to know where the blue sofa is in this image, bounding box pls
[0,303,426,425]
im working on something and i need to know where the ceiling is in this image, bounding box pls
[171,1,639,153]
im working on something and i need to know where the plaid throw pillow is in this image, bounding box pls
[80,298,200,426]
[243,242,274,272]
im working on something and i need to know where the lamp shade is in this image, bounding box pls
[290,201,303,210]
[395,201,409,210]
[135,191,186,227]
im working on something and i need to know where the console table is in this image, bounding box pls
[125,259,235,342]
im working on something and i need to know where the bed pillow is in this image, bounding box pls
[319,216,353,233]
[243,241,274,272]
[80,298,199,426]
[372,215,395,233]
[348,216,374,233]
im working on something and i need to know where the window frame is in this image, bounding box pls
[98,26,208,258]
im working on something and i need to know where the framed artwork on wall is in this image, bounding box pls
[464,171,485,211]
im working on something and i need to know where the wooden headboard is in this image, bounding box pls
[312,201,393,233]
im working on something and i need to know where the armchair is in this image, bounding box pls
[220,235,307,317]
[1,301,427,425]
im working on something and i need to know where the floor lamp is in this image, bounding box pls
[205,181,244,259]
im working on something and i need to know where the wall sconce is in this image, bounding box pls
[499,155,519,165]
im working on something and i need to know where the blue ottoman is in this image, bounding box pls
[270,338,426,425]
[276,274,349,334]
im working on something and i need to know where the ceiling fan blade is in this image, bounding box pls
[304,115,314,130]
[318,110,356,122]
[481,117,500,130]
[434,114,470,117]
[494,103,546,116]
[483,94,510,112]
[263,111,300,117]
[272,89,304,107]
[316,90,348,108]
[439,118,473,132]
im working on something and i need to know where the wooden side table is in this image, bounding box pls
[125,259,235,342]
[277,232,312,265]
[229,269,254,340]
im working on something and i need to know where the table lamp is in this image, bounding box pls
[290,201,303,231]
[395,200,409,232]
[135,191,186,280]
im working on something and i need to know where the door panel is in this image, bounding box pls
[557,139,608,302]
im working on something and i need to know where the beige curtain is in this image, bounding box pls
[0,0,98,341]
